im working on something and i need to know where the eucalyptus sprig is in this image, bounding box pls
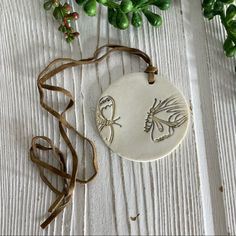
[202,0,236,60]
[43,0,171,43]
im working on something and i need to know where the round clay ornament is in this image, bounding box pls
[96,72,190,162]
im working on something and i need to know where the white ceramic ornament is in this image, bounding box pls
[96,72,190,162]
[32,45,190,228]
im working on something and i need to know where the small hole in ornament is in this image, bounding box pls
[149,81,155,85]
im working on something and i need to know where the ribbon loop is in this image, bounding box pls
[145,65,158,84]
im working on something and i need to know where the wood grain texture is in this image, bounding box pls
[182,0,236,235]
[203,4,236,236]
[0,0,234,235]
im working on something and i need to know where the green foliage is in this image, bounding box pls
[44,0,172,42]
[76,0,172,29]
[202,0,236,61]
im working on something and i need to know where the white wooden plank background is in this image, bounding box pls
[0,0,235,235]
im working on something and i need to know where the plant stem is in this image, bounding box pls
[102,0,120,9]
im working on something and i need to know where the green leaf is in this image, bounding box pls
[58,25,67,32]
[203,8,215,19]
[108,8,118,27]
[75,0,88,5]
[153,0,172,10]
[44,1,53,10]
[228,20,236,33]
[116,10,129,29]
[84,0,97,16]
[53,7,64,20]
[97,0,108,4]
[108,8,115,23]
[131,11,143,27]
[214,1,223,13]
[223,36,234,51]
[66,36,74,43]
[220,0,234,4]
[120,0,133,13]
[142,9,162,27]
[202,0,214,8]
[226,4,236,22]
[132,0,147,5]
[226,45,236,57]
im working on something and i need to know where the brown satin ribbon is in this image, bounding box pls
[29,44,158,229]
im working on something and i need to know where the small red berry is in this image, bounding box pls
[64,3,71,11]
[71,12,79,20]
[73,32,80,37]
